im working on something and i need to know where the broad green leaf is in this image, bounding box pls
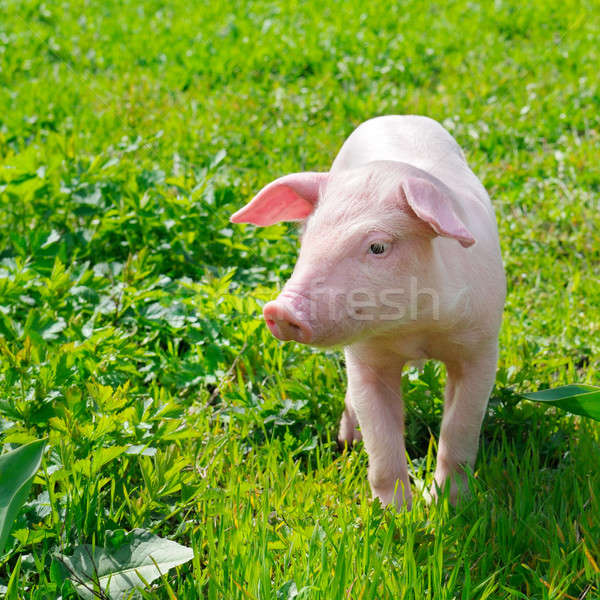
[58,528,194,599]
[519,384,600,420]
[0,439,46,555]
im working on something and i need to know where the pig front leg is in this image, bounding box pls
[433,345,499,503]
[345,349,410,509]
[337,390,362,447]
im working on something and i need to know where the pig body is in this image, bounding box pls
[231,116,506,508]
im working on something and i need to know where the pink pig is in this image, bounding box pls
[231,115,506,509]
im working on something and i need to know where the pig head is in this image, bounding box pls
[231,116,506,509]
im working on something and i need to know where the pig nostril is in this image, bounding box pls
[287,322,301,335]
[279,317,301,337]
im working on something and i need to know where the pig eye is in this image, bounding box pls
[368,242,389,255]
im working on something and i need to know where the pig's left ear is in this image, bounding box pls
[230,172,328,226]
[401,177,476,248]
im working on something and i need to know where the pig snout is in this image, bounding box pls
[263,296,313,344]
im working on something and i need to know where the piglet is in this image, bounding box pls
[231,115,506,509]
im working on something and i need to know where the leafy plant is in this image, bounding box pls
[519,384,600,421]
[0,439,46,555]
[54,529,194,600]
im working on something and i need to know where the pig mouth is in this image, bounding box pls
[263,287,353,346]
[262,290,366,348]
[263,297,314,344]
[265,314,312,344]
[264,315,346,347]
[263,285,416,347]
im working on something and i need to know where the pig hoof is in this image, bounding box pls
[337,427,362,450]
[337,408,362,449]
[423,484,436,506]
[373,485,412,511]
[428,475,470,506]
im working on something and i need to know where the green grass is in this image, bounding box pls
[1,0,599,597]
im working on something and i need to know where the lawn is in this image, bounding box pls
[0,0,599,597]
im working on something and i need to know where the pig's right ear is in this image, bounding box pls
[230,172,328,226]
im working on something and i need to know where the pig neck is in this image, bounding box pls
[348,321,480,368]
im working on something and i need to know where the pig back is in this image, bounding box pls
[331,115,499,243]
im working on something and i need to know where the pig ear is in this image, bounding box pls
[401,177,476,248]
[230,172,328,226]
